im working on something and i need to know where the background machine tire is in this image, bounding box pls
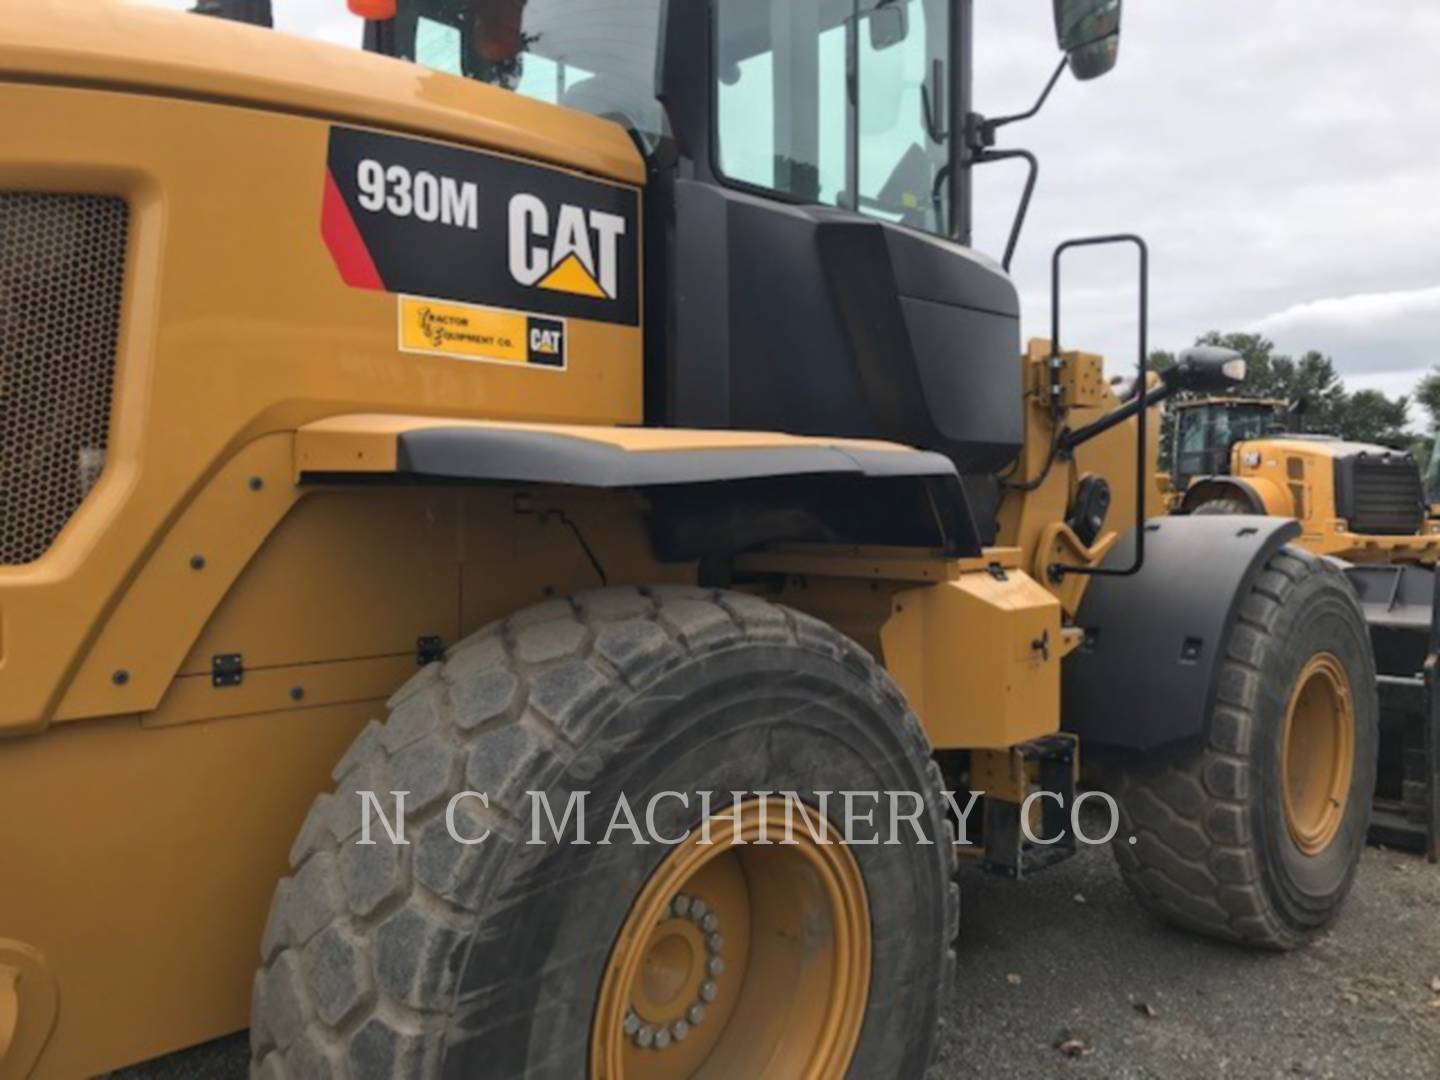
[250,586,958,1079]
[1190,497,1251,516]
[1111,547,1377,949]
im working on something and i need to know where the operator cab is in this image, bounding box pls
[1171,398,1286,490]
[356,1,1121,537]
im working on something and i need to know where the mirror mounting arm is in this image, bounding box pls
[963,57,1067,272]
[973,57,1068,147]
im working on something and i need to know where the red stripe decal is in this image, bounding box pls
[321,169,385,290]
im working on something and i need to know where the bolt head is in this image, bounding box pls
[111,669,130,686]
[189,554,206,571]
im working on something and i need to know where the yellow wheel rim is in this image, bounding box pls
[1281,653,1355,855]
[590,798,871,1079]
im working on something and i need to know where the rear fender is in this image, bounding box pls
[1061,515,1300,752]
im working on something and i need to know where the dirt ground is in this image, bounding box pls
[111,841,1440,1080]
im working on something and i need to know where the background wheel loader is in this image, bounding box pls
[1167,395,1440,859]
[0,1,1395,1077]
[1170,395,1439,562]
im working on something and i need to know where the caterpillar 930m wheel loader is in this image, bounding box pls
[1168,397,1440,858]
[0,1,1393,1077]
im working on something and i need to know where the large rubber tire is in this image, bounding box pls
[1190,497,1251,516]
[249,586,957,1079]
[1111,546,1377,949]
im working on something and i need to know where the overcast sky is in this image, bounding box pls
[138,1,1440,420]
[970,0,1440,418]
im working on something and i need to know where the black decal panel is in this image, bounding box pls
[323,126,640,327]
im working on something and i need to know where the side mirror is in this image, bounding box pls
[1163,346,1247,394]
[869,2,910,52]
[1053,0,1123,80]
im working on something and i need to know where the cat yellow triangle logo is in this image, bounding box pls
[537,252,607,298]
[509,194,628,302]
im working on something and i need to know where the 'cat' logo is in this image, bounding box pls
[508,194,628,301]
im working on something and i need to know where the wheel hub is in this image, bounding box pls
[591,798,870,1079]
[1282,652,1355,855]
[626,895,724,1050]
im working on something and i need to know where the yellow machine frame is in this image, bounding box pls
[0,5,1154,1076]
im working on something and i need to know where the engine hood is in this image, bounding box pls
[0,0,644,186]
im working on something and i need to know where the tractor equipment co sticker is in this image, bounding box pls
[321,126,640,327]
[398,295,566,369]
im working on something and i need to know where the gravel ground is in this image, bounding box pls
[111,842,1440,1080]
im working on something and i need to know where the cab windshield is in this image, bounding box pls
[385,0,954,237]
[1174,403,1277,486]
[386,0,669,151]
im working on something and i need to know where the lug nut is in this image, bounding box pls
[700,981,718,1003]
[701,912,719,933]
[635,1025,655,1049]
[688,1003,707,1025]
[672,895,692,918]
[690,899,708,920]
[623,1010,640,1036]
[708,956,725,977]
[671,1020,690,1042]
[707,933,724,954]
[654,1028,672,1050]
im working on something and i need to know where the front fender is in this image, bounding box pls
[1181,475,1289,516]
[1061,514,1300,752]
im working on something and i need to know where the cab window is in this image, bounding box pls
[714,0,953,235]
[389,1,668,152]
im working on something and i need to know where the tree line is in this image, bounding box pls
[1150,332,1417,451]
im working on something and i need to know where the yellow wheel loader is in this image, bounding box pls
[1172,395,1439,562]
[1170,396,1440,858]
[0,1,1398,1076]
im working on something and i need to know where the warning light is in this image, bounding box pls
[347,0,397,19]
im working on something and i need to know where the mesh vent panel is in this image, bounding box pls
[0,193,128,565]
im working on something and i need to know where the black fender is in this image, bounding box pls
[1179,476,1267,514]
[1061,514,1301,752]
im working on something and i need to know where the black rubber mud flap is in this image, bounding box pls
[1061,515,1300,752]
[1345,562,1440,860]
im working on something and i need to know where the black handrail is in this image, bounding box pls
[1048,234,1150,580]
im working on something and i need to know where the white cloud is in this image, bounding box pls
[1257,287,1440,335]
[125,0,361,44]
[1253,285,1440,377]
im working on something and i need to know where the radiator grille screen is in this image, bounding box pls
[1349,458,1425,536]
[0,193,129,565]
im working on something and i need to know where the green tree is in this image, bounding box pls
[1190,332,1409,444]
[1154,331,1412,472]
[1334,389,1411,446]
[1414,366,1440,431]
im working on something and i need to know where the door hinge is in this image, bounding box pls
[212,653,244,688]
